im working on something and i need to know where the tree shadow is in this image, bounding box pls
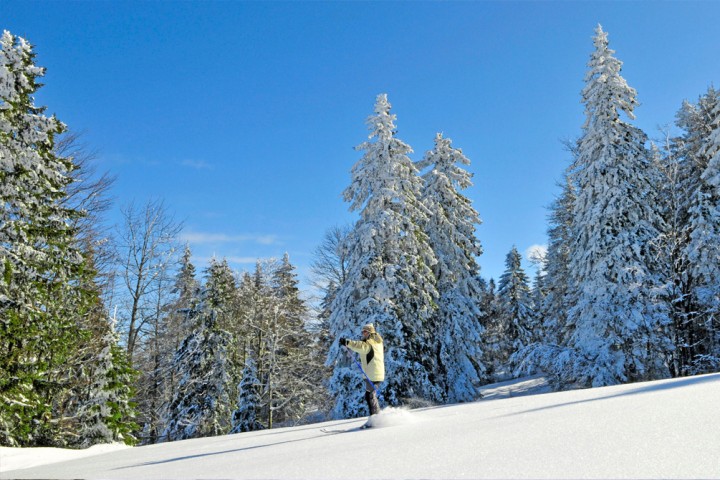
[230,418,354,438]
[113,432,336,470]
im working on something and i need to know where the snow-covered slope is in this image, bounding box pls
[2,373,718,479]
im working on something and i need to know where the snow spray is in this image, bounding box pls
[366,406,417,428]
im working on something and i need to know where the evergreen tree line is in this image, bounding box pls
[510,26,720,388]
[324,24,720,414]
[149,252,325,442]
[2,24,719,447]
[0,29,326,448]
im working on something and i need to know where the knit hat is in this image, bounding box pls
[361,323,376,334]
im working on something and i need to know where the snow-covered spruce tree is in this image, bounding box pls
[161,310,232,441]
[236,262,273,421]
[327,94,441,417]
[204,257,237,318]
[476,277,496,378]
[139,245,201,444]
[494,247,535,377]
[684,89,720,374]
[171,244,201,336]
[0,30,93,446]
[416,133,486,402]
[565,25,672,387]
[160,277,233,442]
[236,259,312,429]
[652,95,716,377]
[651,138,687,377]
[102,340,139,444]
[236,264,267,366]
[164,247,201,392]
[203,257,243,379]
[231,356,264,433]
[667,88,720,375]
[73,320,138,448]
[41,244,137,448]
[266,253,318,427]
[71,348,116,447]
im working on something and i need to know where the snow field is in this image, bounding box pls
[2,373,718,479]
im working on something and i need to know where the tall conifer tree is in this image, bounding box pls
[161,261,235,441]
[267,253,316,426]
[161,306,232,441]
[655,93,717,375]
[684,90,720,373]
[495,247,534,374]
[417,133,486,402]
[0,30,115,446]
[566,25,671,387]
[327,94,440,416]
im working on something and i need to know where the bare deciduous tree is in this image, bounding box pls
[310,225,351,292]
[114,199,182,364]
[309,225,351,336]
[56,130,117,297]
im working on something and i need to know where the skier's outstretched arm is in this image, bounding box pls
[344,339,371,354]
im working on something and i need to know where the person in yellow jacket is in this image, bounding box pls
[339,323,384,416]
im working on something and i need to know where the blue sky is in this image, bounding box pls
[5,1,719,290]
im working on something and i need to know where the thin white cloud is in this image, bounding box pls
[194,255,259,266]
[255,235,278,245]
[225,256,263,265]
[181,159,213,170]
[181,231,280,245]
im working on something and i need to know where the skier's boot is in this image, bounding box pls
[361,390,381,429]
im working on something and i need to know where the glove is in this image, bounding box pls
[339,337,348,346]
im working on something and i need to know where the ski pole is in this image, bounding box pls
[344,346,383,402]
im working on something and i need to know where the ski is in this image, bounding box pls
[320,424,372,434]
[320,427,353,434]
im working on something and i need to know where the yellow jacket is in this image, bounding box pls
[345,333,385,382]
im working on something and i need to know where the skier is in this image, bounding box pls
[339,323,384,418]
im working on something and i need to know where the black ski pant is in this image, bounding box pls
[364,379,381,416]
